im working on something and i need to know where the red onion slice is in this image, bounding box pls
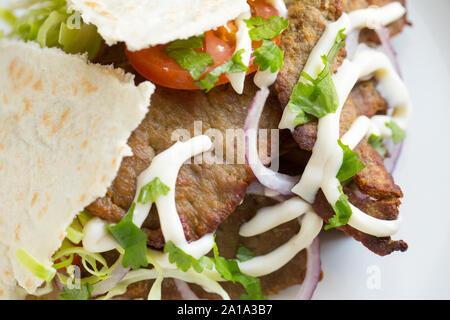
[53,276,64,292]
[91,264,130,297]
[173,279,200,300]
[384,140,404,174]
[244,88,299,195]
[375,26,402,77]
[295,236,321,300]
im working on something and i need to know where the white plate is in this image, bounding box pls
[1,0,448,300]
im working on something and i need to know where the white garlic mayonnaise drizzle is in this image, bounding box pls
[278,2,406,131]
[85,3,409,290]
[227,9,253,94]
[83,135,215,258]
[239,197,311,236]
[238,212,322,277]
[293,46,411,208]
[230,0,288,93]
[266,0,288,18]
[280,3,409,237]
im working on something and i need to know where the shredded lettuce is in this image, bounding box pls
[0,0,101,60]
[100,263,230,300]
[146,251,164,300]
[65,218,84,244]
[15,248,56,282]
[77,210,93,227]
[53,239,122,280]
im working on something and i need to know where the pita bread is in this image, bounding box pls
[68,0,250,51]
[0,39,154,298]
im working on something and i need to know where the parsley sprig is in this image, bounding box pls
[386,120,406,144]
[163,35,214,80]
[164,241,213,273]
[288,29,346,126]
[60,283,93,300]
[164,238,265,300]
[107,203,148,270]
[336,140,365,182]
[245,16,289,73]
[195,49,249,92]
[138,177,170,205]
[325,186,353,230]
[107,177,170,269]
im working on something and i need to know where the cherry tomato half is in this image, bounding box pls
[125,0,280,90]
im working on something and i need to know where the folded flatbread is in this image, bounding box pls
[68,0,250,51]
[0,39,154,299]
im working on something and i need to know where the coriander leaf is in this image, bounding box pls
[164,240,213,273]
[326,28,346,63]
[243,16,266,28]
[163,35,214,80]
[244,16,289,41]
[288,56,339,126]
[236,244,254,262]
[195,49,249,92]
[138,177,170,205]
[60,283,93,300]
[164,238,265,300]
[368,134,387,157]
[325,186,353,230]
[212,239,265,300]
[336,140,365,182]
[386,120,406,144]
[107,203,148,270]
[288,29,345,126]
[253,39,284,72]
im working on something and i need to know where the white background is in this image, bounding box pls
[0,0,448,300]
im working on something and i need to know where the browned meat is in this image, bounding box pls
[353,139,403,199]
[276,0,344,107]
[87,75,282,246]
[313,189,407,256]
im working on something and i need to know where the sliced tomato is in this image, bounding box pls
[126,0,280,90]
